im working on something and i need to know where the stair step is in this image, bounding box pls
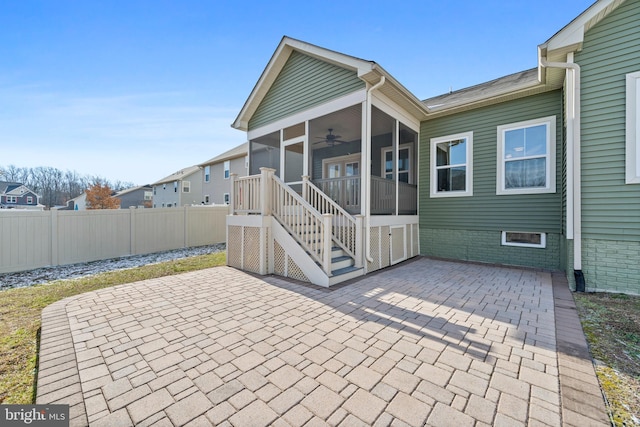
[331,265,360,276]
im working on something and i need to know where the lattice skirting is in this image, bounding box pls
[274,241,310,283]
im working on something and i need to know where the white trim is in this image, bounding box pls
[204,165,210,183]
[501,231,547,249]
[496,116,556,195]
[430,131,473,198]
[247,90,367,141]
[626,71,640,184]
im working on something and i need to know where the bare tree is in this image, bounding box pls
[0,164,138,208]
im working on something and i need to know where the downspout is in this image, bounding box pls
[539,51,584,290]
[364,76,385,263]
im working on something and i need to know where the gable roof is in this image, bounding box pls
[0,182,23,194]
[115,185,152,197]
[152,165,201,186]
[232,36,428,131]
[199,142,248,167]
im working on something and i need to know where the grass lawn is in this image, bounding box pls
[574,292,640,426]
[0,251,226,404]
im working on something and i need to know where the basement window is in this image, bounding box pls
[501,231,546,248]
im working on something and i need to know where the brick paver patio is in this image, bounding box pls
[36,258,610,426]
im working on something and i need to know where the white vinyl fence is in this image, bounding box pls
[0,205,229,274]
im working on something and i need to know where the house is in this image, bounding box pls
[227,0,640,293]
[152,166,203,208]
[115,185,153,209]
[0,182,44,210]
[199,142,249,205]
[62,192,87,210]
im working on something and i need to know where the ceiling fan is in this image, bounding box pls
[314,129,348,146]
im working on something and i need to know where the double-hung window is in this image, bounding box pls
[204,165,211,183]
[626,71,640,184]
[224,161,230,179]
[430,132,473,197]
[497,116,556,195]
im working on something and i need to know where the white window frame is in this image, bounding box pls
[501,231,546,249]
[496,116,556,195]
[381,143,414,184]
[224,160,230,179]
[626,71,640,184]
[224,193,230,204]
[430,131,473,198]
[182,181,190,193]
[26,196,33,204]
[7,196,17,203]
[204,165,211,183]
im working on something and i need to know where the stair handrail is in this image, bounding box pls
[302,177,357,259]
[269,173,332,274]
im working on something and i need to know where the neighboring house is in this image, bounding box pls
[62,192,87,210]
[199,142,248,205]
[0,182,44,210]
[115,185,153,209]
[227,0,639,293]
[152,166,203,208]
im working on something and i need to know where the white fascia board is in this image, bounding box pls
[246,89,367,141]
[542,0,621,54]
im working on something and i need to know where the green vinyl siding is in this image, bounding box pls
[248,51,365,130]
[419,91,563,232]
[575,0,640,241]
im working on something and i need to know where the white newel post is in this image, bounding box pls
[260,168,275,216]
[229,173,237,215]
[354,214,364,268]
[302,175,310,203]
[323,213,332,274]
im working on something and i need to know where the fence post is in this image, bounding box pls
[354,214,364,268]
[229,173,237,215]
[130,206,136,255]
[184,205,190,248]
[323,213,332,274]
[50,209,58,267]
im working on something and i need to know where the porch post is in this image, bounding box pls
[260,167,274,216]
[229,173,237,215]
[323,213,332,274]
[354,214,364,268]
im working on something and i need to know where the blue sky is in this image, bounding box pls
[1,0,594,185]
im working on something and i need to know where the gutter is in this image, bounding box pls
[364,76,385,263]
[539,49,584,290]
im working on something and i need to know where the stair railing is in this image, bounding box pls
[268,171,332,274]
[302,176,359,262]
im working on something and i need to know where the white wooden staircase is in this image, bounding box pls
[229,168,364,287]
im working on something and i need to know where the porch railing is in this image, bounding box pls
[312,176,360,214]
[231,174,261,214]
[231,169,333,274]
[370,176,418,215]
[230,169,369,272]
[303,177,358,260]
